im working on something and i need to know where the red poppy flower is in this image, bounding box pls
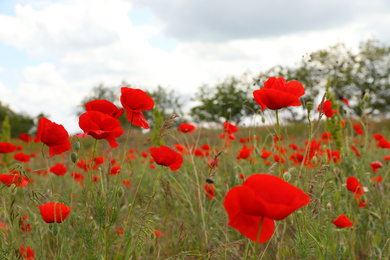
[150,146,183,171]
[220,122,239,140]
[174,143,186,154]
[78,111,123,148]
[273,154,285,164]
[154,230,163,237]
[20,215,31,232]
[341,98,349,107]
[49,163,67,176]
[378,138,390,149]
[178,123,196,133]
[261,150,272,159]
[0,142,17,154]
[0,172,29,187]
[117,228,124,235]
[110,165,121,175]
[370,161,383,172]
[19,245,34,260]
[207,158,219,169]
[122,180,131,186]
[239,173,246,180]
[350,145,361,157]
[333,214,353,228]
[385,155,390,164]
[317,100,338,118]
[39,202,72,223]
[13,153,30,163]
[34,117,71,158]
[239,138,246,143]
[71,172,85,182]
[204,183,215,199]
[372,176,383,183]
[253,77,305,112]
[289,143,298,150]
[120,87,154,129]
[289,152,304,166]
[19,133,32,143]
[321,132,333,144]
[326,149,341,163]
[353,124,364,136]
[224,174,310,243]
[201,144,210,150]
[346,177,364,196]
[237,145,252,159]
[372,133,384,140]
[85,99,124,119]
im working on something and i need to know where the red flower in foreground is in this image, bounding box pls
[150,146,183,171]
[318,100,338,118]
[178,123,196,133]
[333,214,353,228]
[85,99,124,119]
[120,87,154,129]
[0,142,17,154]
[19,245,34,260]
[224,174,310,243]
[19,133,32,143]
[0,172,29,187]
[353,124,364,136]
[34,117,71,158]
[39,202,72,223]
[49,163,67,176]
[253,77,305,112]
[78,111,123,148]
[204,183,215,200]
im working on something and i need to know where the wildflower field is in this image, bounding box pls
[1,77,390,259]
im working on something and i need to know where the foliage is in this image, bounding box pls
[190,75,259,124]
[0,101,35,138]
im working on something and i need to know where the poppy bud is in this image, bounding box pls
[288,167,297,175]
[149,245,155,254]
[326,202,332,210]
[338,245,346,254]
[368,220,375,229]
[306,101,314,111]
[206,178,214,184]
[261,116,265,123]
[73,141,80,151]
[71,152,78,164]
[117,187,125,199]
[363,92,370,102]
[311,156,318,165]
[283,172,291,182]
[91,220,97,230]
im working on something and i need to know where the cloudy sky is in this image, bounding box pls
[0,0,389,133]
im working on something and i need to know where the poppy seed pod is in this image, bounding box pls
[306,101,314,111]
[363,92,370,102]
[117,187,125,199]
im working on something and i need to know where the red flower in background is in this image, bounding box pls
[224,174,310,243]
[220,122,239,140]
[378,138,390,149]
[34,117,71,158]
[333,214,353,228]
[0,172,29,187]
[385,155,390,164]
[120,87,154,129]
[20,215,31,232]
[0,142,17,154]
[110,165,121,175]
[372,133,384,140]
[353,124,364,135]
[13,153,30,163]
[39,202,72,223]
[370,161,383,172]
[204,183,215,200]
[346,177,364,196]
[122,180,131,186]
[253,77,305,112]
[318,100,338,118]
[78,111,123,148]
[85,99,124,119]
[154,230,163,237]
[19,133,32,143]
[237,145,252,159]
[372,176,383,183]
[19,245,34,260]
[178,123,196,133]
[341,97,349,107]
[150,146,183,171]
[350,145,361,157]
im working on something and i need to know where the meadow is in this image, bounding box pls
[0,80,390,259]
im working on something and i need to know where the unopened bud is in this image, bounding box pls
[368,220,375,229]
[283,172,291,182]
[363,92,370,102]
[71,152,78,164]
[339,245,346,254]
[311,156,318,165]
[261,117,266,123]
[73,141,80,151]
[326,202,332,210]
[117,187,125,199]
[306,101,314,111]
[91,220,97,230]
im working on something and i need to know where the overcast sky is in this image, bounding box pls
[0,0,389,133]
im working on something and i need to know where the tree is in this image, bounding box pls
[190,75,259,124]
[0,101,35,138]
[257,38,390,118]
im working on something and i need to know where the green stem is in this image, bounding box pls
[254,217,264,260]
[275,110,283,177]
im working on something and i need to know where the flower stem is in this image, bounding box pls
[254,216,264,260]
[275,110,283,177]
